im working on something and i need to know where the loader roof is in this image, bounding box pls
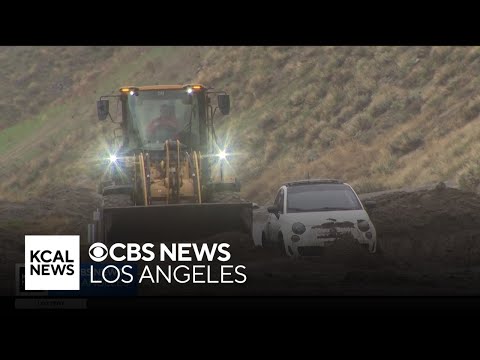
[118,84,206,92]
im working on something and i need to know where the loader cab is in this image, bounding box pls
[97,84,230,156]
[96,84,233,202]
[122,86,206,153]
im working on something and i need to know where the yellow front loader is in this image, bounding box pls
[93,84,252,244]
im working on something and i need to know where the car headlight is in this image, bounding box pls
[357,220,370,232]
[292,222,306,235]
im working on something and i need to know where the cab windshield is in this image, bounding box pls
[127,89,200,148]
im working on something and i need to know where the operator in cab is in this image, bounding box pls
[146,102,179,143]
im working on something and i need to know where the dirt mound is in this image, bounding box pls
[0,186,101,295]
[201,231,256,253]
[369,186,480,267]
[0,186,101,248]
[320,235,384,268]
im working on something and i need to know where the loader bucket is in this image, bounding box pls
[101,203,253,244]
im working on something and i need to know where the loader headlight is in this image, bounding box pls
[218,150,227,160]
[109,154,118,164]
[292,222,306,235]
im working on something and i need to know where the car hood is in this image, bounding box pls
[282,210,372,227]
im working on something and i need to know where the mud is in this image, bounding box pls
[0,186,101,296]
[312,221,355,229]
[368,186,480,268]
[3,185,480,296]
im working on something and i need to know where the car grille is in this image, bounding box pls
[360,243,369,250]
[298,246,325,256]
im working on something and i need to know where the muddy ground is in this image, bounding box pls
[0,186,101,296]
[3,184,480,296]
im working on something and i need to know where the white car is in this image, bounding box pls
[261,179,377,257]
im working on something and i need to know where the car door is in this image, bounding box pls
[269,188,285,243]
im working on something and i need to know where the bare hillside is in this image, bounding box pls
[2,46,480,203]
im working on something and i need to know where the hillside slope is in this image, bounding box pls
[0,46,204,200]
[194,46,480,201]
[2,46,480,204]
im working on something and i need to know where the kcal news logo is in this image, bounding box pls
[25,235,80,290]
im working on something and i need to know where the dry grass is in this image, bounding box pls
[196,47,480,201]
[4,46,480,204]
[0,47,120,129]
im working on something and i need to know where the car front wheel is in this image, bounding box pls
[261,231,268,248]
[278,233,287,257]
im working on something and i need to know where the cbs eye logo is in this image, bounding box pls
[89,243,108,262]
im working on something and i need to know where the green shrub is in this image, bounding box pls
[372,155,397,175]
[460,100,480,123]
[389,131,424,156]
[318,128,337,148]
[353,93,372,113]
[355,114,374,132]
[405,91,423,113]
[370,96,392,117]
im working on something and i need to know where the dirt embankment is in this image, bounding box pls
[368,185,480,268]
[0,186,101,296]
[0,186,101,251]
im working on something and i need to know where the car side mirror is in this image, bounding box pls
[267,205,278,214]
[218,94,230,115]
[267,205,280,219]
[97,99,110,121]
[364,200,377,209]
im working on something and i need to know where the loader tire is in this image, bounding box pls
[209,191,247,203]
[102,193,132,208]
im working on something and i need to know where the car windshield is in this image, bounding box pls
[286,184,362,212]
